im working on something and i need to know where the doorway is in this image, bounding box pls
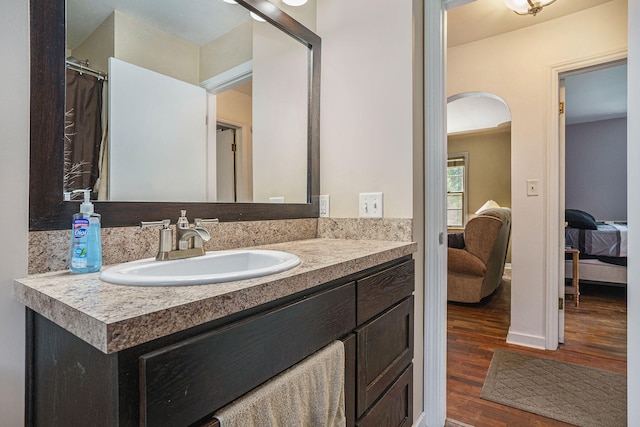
[558,61,628,345]
[216,125,238,203]
[426,1,633,425]
[446,92,512,229]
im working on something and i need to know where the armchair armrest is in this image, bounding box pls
[447,248,486,277]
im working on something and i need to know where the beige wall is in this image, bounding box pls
[317,0,420,422]
[72,11,201,85]
[448,129,511,217]
[114,11,200,85]
[448,129,512,263]
[71,12,114,72]
[200,21,253,82]
[252,21,308,203]
[448,0,628,347]
[0,0,29,424]
[217,89,252,126]
[217,88,253,202]
[317,0,414,219]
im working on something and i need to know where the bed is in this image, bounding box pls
[564,209,627,286]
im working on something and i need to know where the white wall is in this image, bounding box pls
[317,0,422,423]
[317,0,414,218]
[448,0,628,348]
[627,0,638,423]
[108,58,208,202]
[565,118,627,221]
[252,21,308,204]
[0,0,29,424]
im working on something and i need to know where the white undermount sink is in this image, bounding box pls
[99,249,301,286]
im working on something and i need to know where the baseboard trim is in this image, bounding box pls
[506,328,546,349]
[414,411,427,427]
[445,418,475,427]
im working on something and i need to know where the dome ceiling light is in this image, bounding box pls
[504,0,557,16]
[282,0,309,6]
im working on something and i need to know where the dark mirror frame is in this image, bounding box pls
[30,0,320,230]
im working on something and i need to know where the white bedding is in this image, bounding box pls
[565,258,627,285]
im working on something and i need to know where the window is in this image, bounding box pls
[447,154,468,228]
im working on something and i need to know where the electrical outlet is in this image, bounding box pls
[319,195,330,217]
[359,192,383,218]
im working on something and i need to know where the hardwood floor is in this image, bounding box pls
[446,271,627,426]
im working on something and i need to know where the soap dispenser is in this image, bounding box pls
[69,190,102,273]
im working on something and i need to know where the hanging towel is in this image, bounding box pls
[214,340,346,427]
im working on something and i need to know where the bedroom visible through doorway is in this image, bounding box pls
[560,60,628,345]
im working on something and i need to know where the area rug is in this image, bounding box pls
[480,349,626,426]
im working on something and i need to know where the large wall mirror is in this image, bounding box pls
[30,0,320,230]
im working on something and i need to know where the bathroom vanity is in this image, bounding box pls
[15,239,416,427]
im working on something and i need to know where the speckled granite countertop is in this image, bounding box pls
[14,238,416,354]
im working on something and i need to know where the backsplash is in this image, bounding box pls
[317,218,412,241]
[28,218,413,274]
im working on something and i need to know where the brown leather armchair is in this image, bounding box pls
[447,207,511,303]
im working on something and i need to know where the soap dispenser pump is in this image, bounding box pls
[69,190,102,273]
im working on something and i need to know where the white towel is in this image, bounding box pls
[214,340,346,427]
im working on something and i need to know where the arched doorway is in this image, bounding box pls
[446,92,512,230]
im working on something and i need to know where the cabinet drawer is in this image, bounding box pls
[356,296,414,417]
[357,259,414,324]
[356,364,413,427]
[139,282,356,427]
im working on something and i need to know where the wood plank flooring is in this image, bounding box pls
[446,271,627,426]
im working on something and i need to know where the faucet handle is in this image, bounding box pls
[177,210,190,229]
[140,219,171,229]
[194,218,219,227]
[140,219,173,260]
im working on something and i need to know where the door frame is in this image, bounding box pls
[424,0,629,423]
[216,118,253,203]
[544,49,627,350]
[422,1,448,426]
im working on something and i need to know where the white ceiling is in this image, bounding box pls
[447,0,616,48]
[447,92,511,134]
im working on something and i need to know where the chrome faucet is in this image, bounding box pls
[176,210,214,250]
[141,210,218,261]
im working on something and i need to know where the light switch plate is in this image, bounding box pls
[319,195,330,217]
[359,192,383,218]
[526,179,539,196]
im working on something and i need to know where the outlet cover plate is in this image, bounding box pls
[359,192,383,218]
[319,195,330,217]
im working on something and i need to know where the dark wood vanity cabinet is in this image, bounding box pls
[26,257,414,427]
[353,259,415,426]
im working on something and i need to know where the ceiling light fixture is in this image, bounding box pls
[282,0,308,5]
[504,0,556,16]
[250,11,266,22]
[223,0,238,4]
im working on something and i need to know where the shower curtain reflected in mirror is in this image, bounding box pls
[64,68,106,199]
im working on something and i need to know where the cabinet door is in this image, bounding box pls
[356,296,414,417]
[356,364,413,427]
